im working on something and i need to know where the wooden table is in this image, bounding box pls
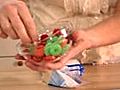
[0,58,120,90]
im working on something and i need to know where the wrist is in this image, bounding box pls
[85,29,101,48]
[81,37,93,50]
[76,30,94,51]
[77,30,96,50]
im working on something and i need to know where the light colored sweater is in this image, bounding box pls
[25,0,119,63]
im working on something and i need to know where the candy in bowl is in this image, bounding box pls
[16,22,73,63]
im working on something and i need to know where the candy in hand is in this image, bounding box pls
[49,44,62,56]
[16,26,73,64]
[34,45,44,57]
[40,34,49,41]
[43,56,56,62]
[53,28,62,36]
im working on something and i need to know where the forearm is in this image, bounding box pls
[87,14,120,48]
[85,0,120,48]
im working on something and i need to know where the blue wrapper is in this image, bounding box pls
[48,59,84,88]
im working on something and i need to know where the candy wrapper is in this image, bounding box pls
[48,59,84,88]
[16,22,85,88]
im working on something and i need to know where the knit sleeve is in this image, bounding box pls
[64,0,109,16]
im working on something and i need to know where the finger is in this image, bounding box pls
[0,27,8,38]
[72,30,87,42]
[25,61,49,71]
[25,61,39,71]
[0,14,19,39]
[45,61,65,70]
[27,58,47,67]
[7,5,31,43]
[17,1,38,42]
[27,59,40,66]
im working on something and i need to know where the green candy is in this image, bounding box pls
[52,36,59,43]
[46,39,51,44]
[44,42,53,56]
[54,36,63,44]
[49,44,62,56]
[47,36,62,44]
[45,36,69,56]
[46,36,59,43]
[61,44,70,54]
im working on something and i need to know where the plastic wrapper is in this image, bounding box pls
[48,59,85,88]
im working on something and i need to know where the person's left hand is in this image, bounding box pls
[23,30,93,71]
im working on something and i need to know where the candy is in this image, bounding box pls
[61,28,68,37]
[53,28,62,36]
[17,61,23,66]
[49,44,62,56]
[37,41,46,46]
[40,33,49,41]
[43,56,56,62]
[34,45,44,57]
[17,26,72,64]
[51,36,59,43]
[61,39,68,47]
[32,56,42,62]
[44,42,53,56]
[22,49,29,53]
[62,44,70,54]
[47,36,59,44]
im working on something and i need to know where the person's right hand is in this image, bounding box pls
[0,0,38,44]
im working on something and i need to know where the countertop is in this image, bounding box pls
[0,57,120,90]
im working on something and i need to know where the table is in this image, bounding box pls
[0,58,120,90]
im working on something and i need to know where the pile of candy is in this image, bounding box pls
[17,26,73,63]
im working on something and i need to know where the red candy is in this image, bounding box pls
[36,45,44,49]
[61,39,68,47]
[40,34,49,41]
[22,49,29,53]
[33,45,44,57]
[53,28,62,36]
[43,56,56,62]
[32,56,42,62]
[38,42,46,46]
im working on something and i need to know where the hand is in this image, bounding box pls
[25,30,93,71]
[15,54,50,71]
[0,0,38,44]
